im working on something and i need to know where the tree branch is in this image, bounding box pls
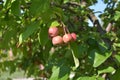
[105,2,115,33]
[80,1,113,49]
[52,1,112,49]
[63,1,106,35]
[87,12,106,34]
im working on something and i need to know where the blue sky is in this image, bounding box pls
[88,0,106,26]
[90,0,106,13]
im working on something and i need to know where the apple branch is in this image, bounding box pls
[63,1,106,34]
[75,1,113,49]
[87,12,113,49]
[80,1,113,49]
[68,1,113,34]
[52,1,112,49]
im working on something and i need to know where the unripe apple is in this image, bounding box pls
[63,34,72,43]
[48,27,58,37]
[52,36,63,45]
[71,33,77,41]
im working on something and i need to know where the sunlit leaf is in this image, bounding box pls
[89,49,112,67]
[71,50,79,69]
[114,43,120,47]
[98,67,116,75]
[50,21,60,27]
[70,42,80,69]
[77,76,96,80]
[50,66,70,80]
[19,22,39,44]
[63,0,69,3]
[114,11,120,21]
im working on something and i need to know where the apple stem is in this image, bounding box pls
[61,22,67,34]
[65,27,70,34]
[63,27,67,34]
[60,21,70,34]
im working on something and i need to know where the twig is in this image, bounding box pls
[61,22,67,34]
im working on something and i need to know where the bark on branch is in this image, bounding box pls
[87,12,106,34]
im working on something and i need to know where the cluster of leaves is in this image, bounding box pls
[0,0,120,80]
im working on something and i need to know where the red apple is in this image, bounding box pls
[63,34,72,43]
[71,33,77,41]
[48,27,58,37]
[52,36,63,45]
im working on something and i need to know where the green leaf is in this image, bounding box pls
[52,7,64,19]
[50,66,70,80]
[87,38,98,47]
[50,66,60,80]
[30,0,44,15]
[78,44,88,58]
[30,0,50,16]
[50,21,60,27]
[88,41,111,67]
[70,42,80,69]
[103,0,109,3]
[114,54,120,64]
[39,27,49,46]
[111,69,120,80]
[71,50,79,70]
[19,22,39,44]
[98,41,108,53]
[114,43,120,47]
[1,29,16,48]
[77,76,104,80]
[11,0,20,16]
[114,11,120,21]
[30,0,54,23]
[63,0,69,3]
[3,0,11,8]
[98,67,116,75]
[97,77,105,80]
[89,49,112,67]
[70,42,79,57]
[77,76,96,80]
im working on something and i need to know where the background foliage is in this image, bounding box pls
[0,0,120,80]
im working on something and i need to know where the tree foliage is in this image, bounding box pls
[0,0,120,80]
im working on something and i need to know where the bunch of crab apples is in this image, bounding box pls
[48,27,77,45]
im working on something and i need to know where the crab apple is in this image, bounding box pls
[48,27,58,37]
[52,36,63,45]
[71,33,77,41]
[63,34,72,43]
